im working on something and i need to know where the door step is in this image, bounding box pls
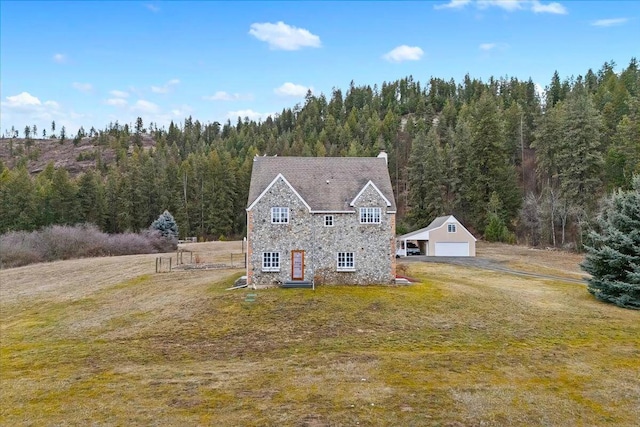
[281,281,314,289]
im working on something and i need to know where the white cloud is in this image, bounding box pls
[479,42,509,51]
[132,100,160,114]
[274,82,312,97]
[434,0,471,10]
[534,83,545,102]
[53,53,67,64]
[105,98,128,107]
[203,91,253,101]
[249,21,321,50]
[171,104,193,117]
[110,90,129,98]
[478,0,523,11]
[4,92,42,107]
[591,17,628,27]
[383,45,424,63]
[151,79,180,94]
[227,109,274,122]
[435,0,568,14]
[72,82,93,93]
[145,3,159,12]
[531,1,567,14]
[0,92,71,135]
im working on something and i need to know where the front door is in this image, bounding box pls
[291,250,305,281]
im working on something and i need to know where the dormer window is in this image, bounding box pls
[447,223,457,233]
[359,207,381,224]
[271,207,289,224]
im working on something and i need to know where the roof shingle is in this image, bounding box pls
[247,156,396,211]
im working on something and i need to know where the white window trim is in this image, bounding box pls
[262,252,281,272]
[271,207,289,224]
[337,252,355,271]
[324,215,334,227]
[447,223,457,233]
[359,207,381,224]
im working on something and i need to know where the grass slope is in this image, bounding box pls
[1,244,639,426]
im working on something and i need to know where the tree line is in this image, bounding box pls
[1,58,638,247]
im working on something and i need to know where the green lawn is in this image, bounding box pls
[1,260,639,426]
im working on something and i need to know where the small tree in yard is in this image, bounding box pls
[151,210,179,240]
[581,176,640,309]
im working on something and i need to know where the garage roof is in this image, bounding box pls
[397,215,476,241]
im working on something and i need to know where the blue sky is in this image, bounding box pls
[1,0,639,136]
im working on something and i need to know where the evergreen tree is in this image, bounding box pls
[0,166,37,232]
[77,170,105,227]
[581,176,640,309]
[407,128,445,226]
[151,210,179,240]
[459,93,520,231]
[557,85,604,211]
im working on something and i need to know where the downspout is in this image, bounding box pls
[312,212,316,290]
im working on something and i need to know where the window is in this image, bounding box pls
[447,223,457,233]
[271,207,289,224]
[359,207,381,224]
[324,215,334,227]
[337,252,355,271]
[262,252,280,272]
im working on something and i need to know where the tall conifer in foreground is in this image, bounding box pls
[581,176,640,309]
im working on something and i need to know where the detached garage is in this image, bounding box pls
[397,215,476,257]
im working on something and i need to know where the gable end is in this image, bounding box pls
[349,180,392,207]
[246,173,312,212]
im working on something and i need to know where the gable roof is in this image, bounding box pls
[247,156,397,212]
[398,215,477,241]
[350,180,392,207]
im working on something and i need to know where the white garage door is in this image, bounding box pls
[435,242,469,257]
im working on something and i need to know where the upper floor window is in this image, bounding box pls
[359,207,381,224]
[262,252,280,272]
[337,252,355,271]
[447,223,457,233]
[324,215,334,227]
[271,207,289,224]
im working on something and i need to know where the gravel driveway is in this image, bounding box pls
[400,255,588,285]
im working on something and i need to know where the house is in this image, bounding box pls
[396,215,476,257]
[246,153,397,288]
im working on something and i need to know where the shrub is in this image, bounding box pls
[150,210,179,240]
[0,224,177,269]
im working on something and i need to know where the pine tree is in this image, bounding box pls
[557,85,604,211]
[151,210,179,240]
[581,176,640,309]
[407,128,445,227]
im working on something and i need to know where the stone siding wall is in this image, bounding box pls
[247,178,395,288]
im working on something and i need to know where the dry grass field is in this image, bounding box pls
[1,242,639,426]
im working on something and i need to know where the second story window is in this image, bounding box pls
[447,223,457,233]
[271,207,289,224]
[359,207,381,224]
[324,215,334,227]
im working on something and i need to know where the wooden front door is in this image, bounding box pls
[291,250,305,281]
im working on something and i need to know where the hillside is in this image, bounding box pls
[0,135,157,176]
[2,61,639,247]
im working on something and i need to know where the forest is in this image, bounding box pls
[1,58,638,249]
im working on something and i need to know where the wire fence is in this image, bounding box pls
[167,248,247,271]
